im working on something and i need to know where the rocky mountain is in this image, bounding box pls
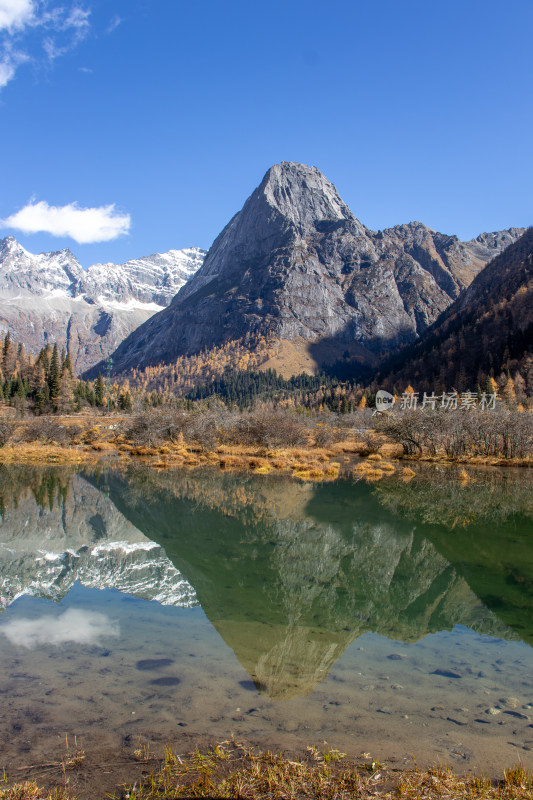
[0,236,205,373]
[108,162,524,377]
[379,226,533,392]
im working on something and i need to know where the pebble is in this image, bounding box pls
[387,654,406,661]
[504,710,529,720]
[500,697,520,709]
[486,707,501,715]
[432,668,462,679]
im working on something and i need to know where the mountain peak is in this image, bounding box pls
[0,235,28,256]
[257,162,353,229]
[108,161,526,377]
[176,161,363,302]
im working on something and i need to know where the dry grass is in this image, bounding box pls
[114,742,533,800]
[379,442,405,458]
[218,454,247,469]
[0,444,87,464]
[3,744,533,800]
[0,783,73,799]
[333,439,372,455]
[364,468,384,481]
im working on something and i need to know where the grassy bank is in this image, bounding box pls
[0,406,531,477]
[2,742,533,799]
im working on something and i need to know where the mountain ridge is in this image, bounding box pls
[107,162,525,378]
[0,236,205,372]
[378,226,533,392]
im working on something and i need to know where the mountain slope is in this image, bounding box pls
[108,162,524,377]
[379,227,533,392]
[0,237,205,372]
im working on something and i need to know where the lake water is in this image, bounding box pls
[1,463,532,776]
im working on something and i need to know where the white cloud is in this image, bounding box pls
[0,0,35,32]
[105,14,121,34]
[0,44,26,86]
[1,199,132,243]
[0,55,14,84]
[0,1,91,89]
[0,608,119,648]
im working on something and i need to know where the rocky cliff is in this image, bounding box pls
[379,226,533,391]
[0,237,205,372]
[108,162,524,376]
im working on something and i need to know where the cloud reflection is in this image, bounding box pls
[0,608,119,648]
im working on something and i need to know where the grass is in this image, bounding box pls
[1,411,530,477]
[3,742,533,799]
[112,743,533,799]
[0,444,89,464]
[0,783,72,799]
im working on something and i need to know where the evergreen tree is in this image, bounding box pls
[48,344,61,409]
[58,371,74,413]
[95,374,106,407]
[63,351,73,375]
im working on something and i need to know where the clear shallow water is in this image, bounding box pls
[0,463,532,773]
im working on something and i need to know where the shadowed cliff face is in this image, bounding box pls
[109,162,525,374]
[99,468,518,699]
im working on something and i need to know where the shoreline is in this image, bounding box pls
[0,439,531,476]
[3,738,533,800]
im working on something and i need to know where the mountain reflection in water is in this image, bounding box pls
[0,464,532,701]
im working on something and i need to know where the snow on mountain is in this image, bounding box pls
[0,473,198,611]
[0,236,206,372]
[85,248,205,306]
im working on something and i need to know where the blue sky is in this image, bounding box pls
[0,0,531,268]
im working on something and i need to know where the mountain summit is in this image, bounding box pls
[109,162,524,376]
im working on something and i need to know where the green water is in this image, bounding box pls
[0,463,532,770]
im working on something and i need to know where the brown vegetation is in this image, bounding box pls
[377,408,533,460]
[5,741,532,800]
[0,402,530,474]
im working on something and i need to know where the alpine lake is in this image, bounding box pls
[1,461,533,781]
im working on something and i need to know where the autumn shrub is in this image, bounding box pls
[377,408,533,459]
[232,406,308,448]
[313,422,345,447]
[22,418,82,445]
[122,405,236,451]
[121,409,185,447]
[0,419,15,447]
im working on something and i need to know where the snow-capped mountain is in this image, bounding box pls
[0,473,197,612]
[83,248,206,306]
[0,237,205,372]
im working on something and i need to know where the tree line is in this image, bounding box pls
[0,332,132,414]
